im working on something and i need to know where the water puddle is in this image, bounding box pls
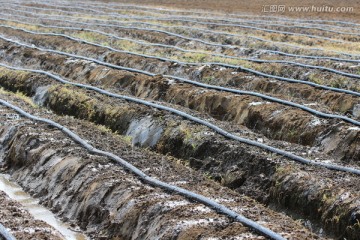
[0,174,87,240]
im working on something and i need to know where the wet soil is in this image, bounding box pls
[0,191,64,240]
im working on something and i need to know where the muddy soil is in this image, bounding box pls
[0,191,63,240]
